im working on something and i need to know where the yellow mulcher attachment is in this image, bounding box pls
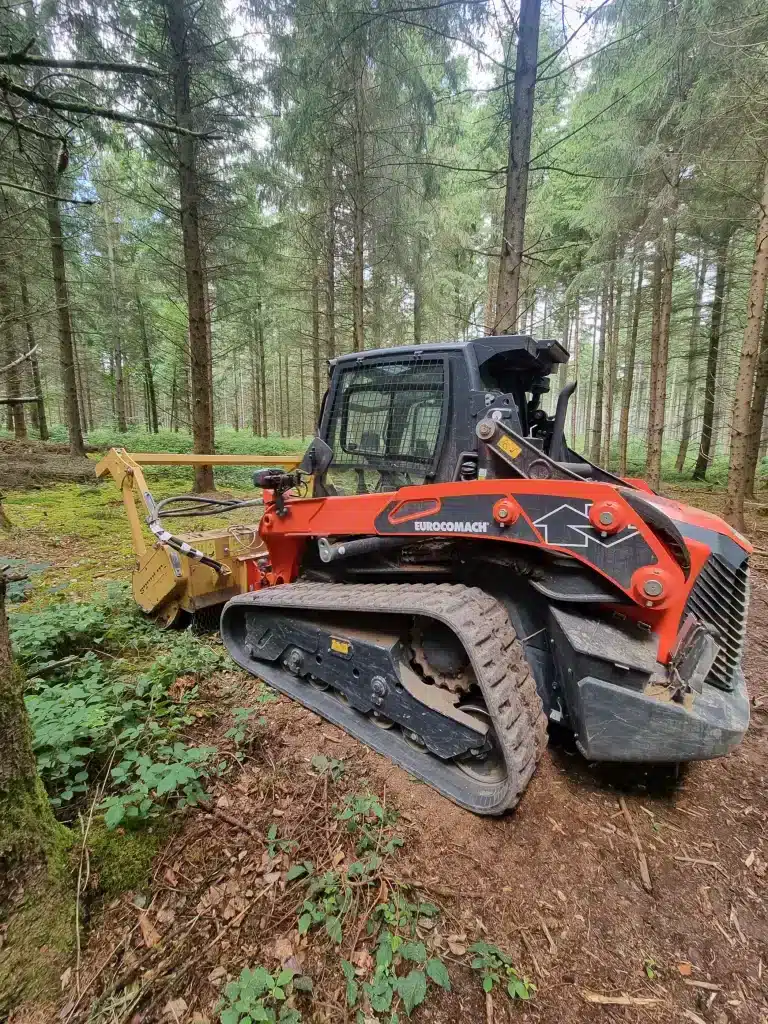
[96,448,302,628]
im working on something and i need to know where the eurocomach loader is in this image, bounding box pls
[102,335,752,815]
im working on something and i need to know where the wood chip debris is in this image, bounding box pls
[581,990,661,1006]
[683,979,721,991]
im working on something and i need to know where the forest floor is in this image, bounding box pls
[1,445,767,1024]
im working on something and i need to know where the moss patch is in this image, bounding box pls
[88,819,172,898]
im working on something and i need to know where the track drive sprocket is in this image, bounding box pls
[409,617,474,694]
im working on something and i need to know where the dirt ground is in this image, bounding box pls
[0,437,96,490]
[2,454,767,1024]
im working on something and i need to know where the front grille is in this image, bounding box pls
[684,553,749,691]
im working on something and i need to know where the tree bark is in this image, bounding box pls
[693,231,730,481]
[493,0,541,334]
[724,163,768,530]
[18,270,48,439]
[166,0,214,491]
[43,146,84,457]
[744,298,768,498]
[590,280,608,464]
[675,251,706,473]
[618,256,644,477]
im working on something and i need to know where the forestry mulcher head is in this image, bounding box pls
[209,334,750,815]
[95,449,302,629]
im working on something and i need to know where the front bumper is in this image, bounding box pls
[572,669,750,762]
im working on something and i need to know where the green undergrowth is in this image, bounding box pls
[216,785,532,1024]
[10,587,227,829]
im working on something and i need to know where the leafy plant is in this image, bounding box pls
[100,742,223,827]
[266,824,298,859]
[309,753,345,781]
[217,965,302,1024]
[343,928,450,1018]
[335,792,401,854]
[297,870,351,943]
[468,941,535,1000]
[226,688,277,751]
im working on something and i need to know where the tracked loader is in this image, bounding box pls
[211,335,752,814]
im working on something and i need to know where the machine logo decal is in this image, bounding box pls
[532,503,637,549]
[414,520,489,534]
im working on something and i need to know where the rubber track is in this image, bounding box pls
[222,581,546,815]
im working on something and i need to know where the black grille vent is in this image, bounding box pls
[684,554,749,691]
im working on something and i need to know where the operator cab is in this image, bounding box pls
[316,335,593,494]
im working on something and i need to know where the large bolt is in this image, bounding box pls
[285,647,304,676]
[643,578,664,598]
[497,507,509,520]
[371,676,387,696]
[476,420,496,440]
[599,511,614,526]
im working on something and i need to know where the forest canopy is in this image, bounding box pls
[1,0,767,518]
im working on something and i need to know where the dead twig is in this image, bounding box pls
[581,990,661,1005]
[618,796,652,893]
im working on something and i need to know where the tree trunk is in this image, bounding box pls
[167,0,214,491]
[724,163,768,530]
[413,237,423,345]
[583,295,599,450]
[326,154,336,360]
[104,205,127,432]
[602,257,619,466]
[18,270,48,439]
[284,348,291,436]
[43,152,85,456]
[312,262,321,422]
[0,250,26,440]
[675,251,706,473]
[693,231,730,481]
[136,291,159,433]
[0,571,61,869]
[249,316,260,436]
[569,295,580,442]
[645,241,665,487]
[485,208,500,334]
[590,281,608,463]
[744,298,768,498]
[351,64,365,353]
[493,0,541,334]
[258,303,268,436]
[618,257,644,477]
[646,179,679,490]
